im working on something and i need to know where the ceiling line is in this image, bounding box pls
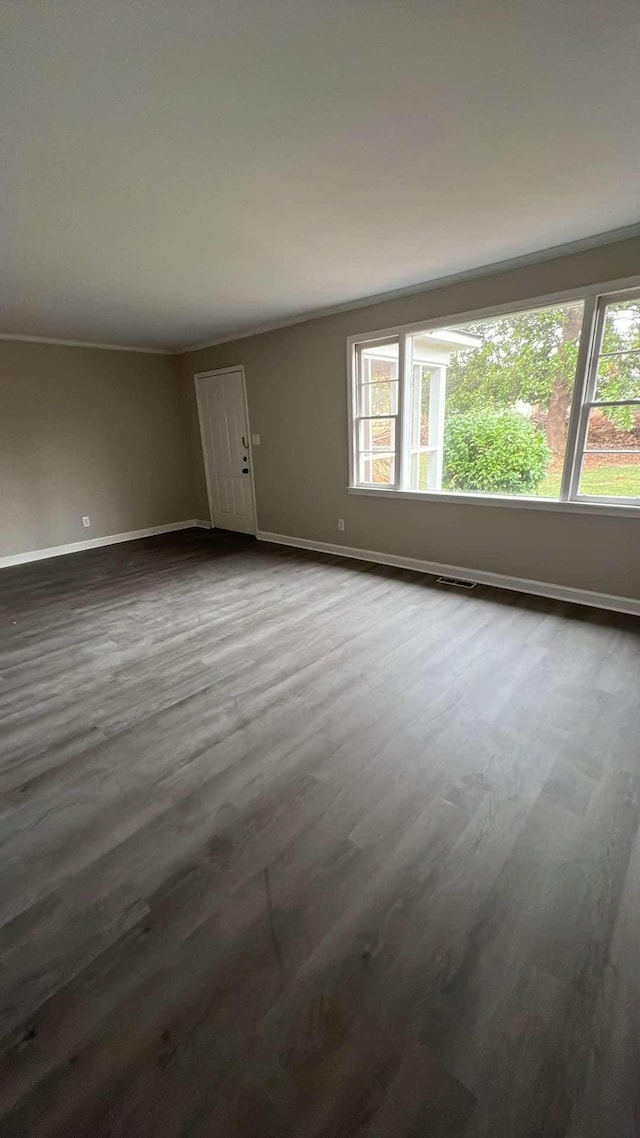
[177,221,640,355]
[0,333,170,355]
[1,222,639,357]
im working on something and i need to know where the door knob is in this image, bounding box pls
[242,467,249,473]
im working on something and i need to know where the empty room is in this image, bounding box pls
[2,1,640,1134]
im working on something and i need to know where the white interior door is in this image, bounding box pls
[195,367,256,534]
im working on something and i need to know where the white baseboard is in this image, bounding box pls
[0,520,207,569]
[193,519,212,529]
[256,531,640,618]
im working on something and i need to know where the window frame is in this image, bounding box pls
[568,290,640,507]
[347,276,640,516]
[353,337,402,489]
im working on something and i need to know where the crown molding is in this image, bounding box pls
[0,333,169,354]
[178,221,640,355]
[2,223,639,358]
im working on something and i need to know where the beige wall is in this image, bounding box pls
[179,236,640,600]
[0,341,195,557]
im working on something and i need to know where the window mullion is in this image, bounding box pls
[350,345,359,486]
[587,398,640,409]
[561,294,599,502]
[598,347,640,360]
[357,413,397,421]
[397,335,410,490]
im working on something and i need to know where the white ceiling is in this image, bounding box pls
[2,0,639,353]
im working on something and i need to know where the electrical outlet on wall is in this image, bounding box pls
[337,518,345,531]
[82,516,91,528]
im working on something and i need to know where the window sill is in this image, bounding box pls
[348,486,640,519]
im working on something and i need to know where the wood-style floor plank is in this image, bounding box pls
[1,528,639,1136]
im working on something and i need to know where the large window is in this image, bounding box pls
[349,287,640,508]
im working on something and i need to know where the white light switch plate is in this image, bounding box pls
[251,433,261,445]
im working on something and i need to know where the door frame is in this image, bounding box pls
[194,365,258,534]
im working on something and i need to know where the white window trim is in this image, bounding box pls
[353,337,402,489]
[347,274,640,514]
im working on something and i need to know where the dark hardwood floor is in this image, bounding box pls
[1,528,639,1136]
